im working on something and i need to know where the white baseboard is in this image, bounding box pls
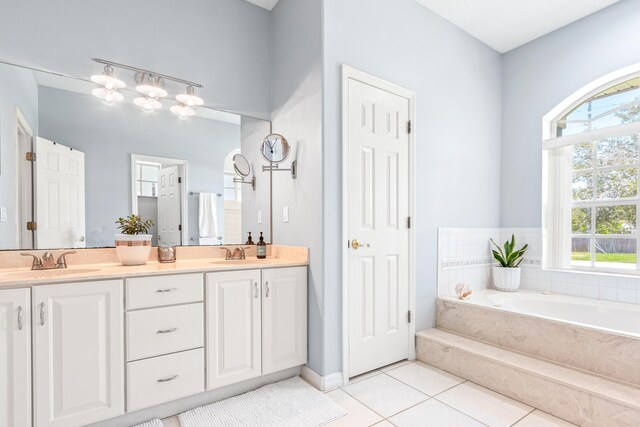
[301,366,343,392]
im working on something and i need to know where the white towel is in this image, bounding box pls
[198,193,218,238]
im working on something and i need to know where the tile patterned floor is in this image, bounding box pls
[162,361,576,427]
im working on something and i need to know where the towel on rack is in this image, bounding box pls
[198,193,218,238]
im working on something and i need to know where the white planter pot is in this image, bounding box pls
[492,266,521,292]
[115,234,152,266]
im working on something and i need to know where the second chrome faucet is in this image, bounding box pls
[219,247,252,260]
[20,251,76,270]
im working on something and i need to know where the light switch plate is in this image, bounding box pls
[0,206,7,223]
[258,210,262,224]
[283,206,289,223]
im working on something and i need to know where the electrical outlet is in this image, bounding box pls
[258,210,262,224]
[283,206,289,223]
[0,206,6,223]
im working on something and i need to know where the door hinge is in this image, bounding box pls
[407,120,412,134]
[178,224,182,231]
[178,177,182,184]
[26,152,36,162]
[407,310,412,323]
[26,221,37,231]
[407,216,412,229]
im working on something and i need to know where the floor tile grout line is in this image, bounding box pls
[509,407,536,427]
[430,395,491,427]
[338,386,394,420]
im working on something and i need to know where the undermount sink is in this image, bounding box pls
[0,268,101,280]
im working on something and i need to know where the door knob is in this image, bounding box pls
[351,239,370,250]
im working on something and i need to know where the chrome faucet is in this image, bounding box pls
[20,251,77,270]
[219,247,252,260]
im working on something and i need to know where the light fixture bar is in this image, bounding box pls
[92,58,203,88]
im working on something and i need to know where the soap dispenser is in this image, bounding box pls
[257,232,267,259]
[245,232,255,245]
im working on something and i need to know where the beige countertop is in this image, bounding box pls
[0,246,308,289]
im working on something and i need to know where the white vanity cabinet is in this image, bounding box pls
[0,288,31,427]
[262,267,308,375]
[206,269,262,389]
[32,280,124,427]
[206,266,308,389]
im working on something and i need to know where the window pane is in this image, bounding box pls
[597,167,637,199]
[140,182,156,197]
[596,135,638,167]
[224,175,234,187]
[572,207,591,234]
[594,238,636,270]
[556,77,640,137]
[572,172,593,201]
[595,205,636,234]
[571,237,591,266]
[141,165,159,181]
[572,142,593,170]
[224,189,236,200]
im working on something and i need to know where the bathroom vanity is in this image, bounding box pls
[0,246,308,427]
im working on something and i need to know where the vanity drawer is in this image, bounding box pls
[127,348,204,412]
[126,273,203,309]
[126,303,204,361]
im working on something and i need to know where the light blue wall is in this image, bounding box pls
[269,0,325,374]
[0,63,38,249]
[500,0,640,227]
[0,0,271,119]
[38,86,240,247]
[322,0,503,375]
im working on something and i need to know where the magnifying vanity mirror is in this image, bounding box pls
[261,133,297,179]
[0,60,273,250]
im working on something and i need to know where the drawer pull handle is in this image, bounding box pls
[265,281,270,298]
[156,288,178,293]
[157,375,179,383]
[40,302,45,326]
[156,328,178,334]
[18,306,23,331]
[254,281,259,299]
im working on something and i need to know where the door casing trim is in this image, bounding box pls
[341,65,417,385]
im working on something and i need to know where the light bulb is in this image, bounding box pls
[136,74,168,98]
[134,96,162,112]
[90,65,125,89]
[176,86,204,107]
[92,87,123,105]
[170,103,196,119]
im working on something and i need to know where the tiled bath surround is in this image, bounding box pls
[438,228,640,304]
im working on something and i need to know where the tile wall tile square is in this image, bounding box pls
[616,288,637,304]
[598,286,617,301]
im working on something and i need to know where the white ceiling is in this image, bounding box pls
[414,0,620,53]
[244,0,279,11]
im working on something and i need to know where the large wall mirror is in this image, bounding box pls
[0,60,272,250]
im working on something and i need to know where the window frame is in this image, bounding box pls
[543,67,640,275]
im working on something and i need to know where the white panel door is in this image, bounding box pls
[262,267,307,375]
[0,289,31,427]
[33,280,124,427]
[347,79,410,377]
[206,270,261,389]
[35,137,86,249]
[158,165,182,245]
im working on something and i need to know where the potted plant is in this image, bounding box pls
[490,234,528,292]
[115,215,155,266]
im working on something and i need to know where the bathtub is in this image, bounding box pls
[444,289,640,339]
[436,290,640,387]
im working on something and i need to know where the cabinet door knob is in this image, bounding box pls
[157,375,179,383]
[40,302,46,326]
[17,306,23,331]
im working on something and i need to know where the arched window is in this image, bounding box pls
[543,67,640,273]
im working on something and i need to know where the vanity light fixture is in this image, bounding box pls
[90,64,125,105]
[91,58,205,118]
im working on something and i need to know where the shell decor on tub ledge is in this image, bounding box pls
[115,215,155,266]
[490,234,528,292]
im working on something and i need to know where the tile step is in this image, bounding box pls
[417,328,640,427]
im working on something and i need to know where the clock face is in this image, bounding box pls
[261,134,290,164]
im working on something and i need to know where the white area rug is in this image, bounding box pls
[133,419,163,427]
[179,376,346,427]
